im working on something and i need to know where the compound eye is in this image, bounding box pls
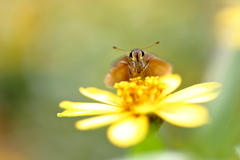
[129,52,133,58]
[141,51,145,57]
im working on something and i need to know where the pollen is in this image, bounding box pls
[114,77,166,111]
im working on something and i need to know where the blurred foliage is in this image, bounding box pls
[0,0,240,160]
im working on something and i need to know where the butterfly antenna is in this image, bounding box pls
[112,46,131,51]
[141,41,161,49]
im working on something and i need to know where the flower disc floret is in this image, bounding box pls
[114,77,167,112]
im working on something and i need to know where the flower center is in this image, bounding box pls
[114,77,166,111]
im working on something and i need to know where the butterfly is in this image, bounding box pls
[105,42,172,87]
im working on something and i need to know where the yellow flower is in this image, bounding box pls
[57,74,221,148]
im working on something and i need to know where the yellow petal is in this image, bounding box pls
[80,87,122,106]
[107,115,149,148]
[57,110,115,117]
[159,74,182,95]
[75,112,131,130]
[162,82,222,103]
[155,104,209,127]
[133,103,160,114]
[59,101,122,112]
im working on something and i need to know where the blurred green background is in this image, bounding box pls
[0,0,240,159]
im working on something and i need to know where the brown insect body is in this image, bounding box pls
[105,48,172,87]
[127,48,149,79]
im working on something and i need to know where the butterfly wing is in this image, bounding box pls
[104,56,129,87]
[145,53,172,77]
